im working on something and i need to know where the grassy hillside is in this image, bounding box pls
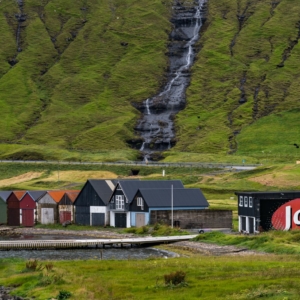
[175,0,300,162]
[0,0,172,159]
[1,0,300,162]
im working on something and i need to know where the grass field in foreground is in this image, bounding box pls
[1,254,300,300]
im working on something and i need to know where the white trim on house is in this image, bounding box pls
[249,197,253,208]
[116,195,124,210]
[239,215,256,233]
[239,196,243,207]
[137,197,144,210]
[90,206,107,226]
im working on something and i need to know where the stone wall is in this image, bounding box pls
[150,210,232,229]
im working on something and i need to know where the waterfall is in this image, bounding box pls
[135,0,207,159]
[15,0,25,52]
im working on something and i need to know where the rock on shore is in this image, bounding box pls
[0,286,24,300]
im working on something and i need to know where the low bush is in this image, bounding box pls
[25,259,44,272]
[57,290,71,299]
[164,270,186,286]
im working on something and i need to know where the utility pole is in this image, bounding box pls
[171,184,173,228]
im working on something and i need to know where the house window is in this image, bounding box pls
[244,196,248,207]
[239,196,243,207]
[249,197,253,208]
[116,195,124,210]
[137,197,144,210]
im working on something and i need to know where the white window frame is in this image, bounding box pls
[249,197,253,208]
[239,196,243,207]
[116,195,124,210]
[137,197,144,210]
[244,196,248,207]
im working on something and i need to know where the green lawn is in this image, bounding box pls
[1,253,300,299]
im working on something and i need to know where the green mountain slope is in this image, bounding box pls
[0,0,171,159]
[175,0,300,160]
[0,0,300,162]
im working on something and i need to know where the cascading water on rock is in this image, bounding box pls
[134,0,207,160]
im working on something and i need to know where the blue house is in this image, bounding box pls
[130,188,209,227]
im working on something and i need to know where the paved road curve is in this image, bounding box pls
[0,160,260,171]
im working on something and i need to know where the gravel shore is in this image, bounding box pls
[2,227,264,256]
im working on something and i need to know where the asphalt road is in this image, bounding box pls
[0,159,259,171]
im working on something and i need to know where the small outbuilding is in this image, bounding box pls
[20,191,46,227]
[37,191,65,224]
[0,191,11,224]
[58,190,79,224]
[74,180,117,226]
[7,191,26,226]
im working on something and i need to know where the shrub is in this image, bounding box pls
[25,259,44,271]
[57,290,71,299]
[123,227,138,234]
[164,270,186,286]
[38,272,64,286]
[45,262,54,272]
[136,225,149,234]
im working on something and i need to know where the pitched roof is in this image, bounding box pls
[47,191,66,203]
[88,179,119,205]
[26,191,47,201]
[0,191,12,202]
[117,180,184,203]
[65,191,80,203]
[137,188,209,208]
[13,191,27,200]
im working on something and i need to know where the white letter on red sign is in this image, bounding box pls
[285,206,291,231]
[293,209,300,226]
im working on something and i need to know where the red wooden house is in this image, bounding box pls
[7,191,26,226]
[58,190,79,224]
[20,191,46,227]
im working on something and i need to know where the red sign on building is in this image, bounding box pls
[272,199,300,230]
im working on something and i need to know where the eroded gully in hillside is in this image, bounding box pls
[131,0,207,161]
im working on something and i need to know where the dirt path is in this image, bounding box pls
[168,241,265,256]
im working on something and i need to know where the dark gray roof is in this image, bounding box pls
[137,188,209,208]
[235,191,300,200]
[117,180,184,203]
[27,191,47,201]
[0,191,12,202]
[89,179,119,204]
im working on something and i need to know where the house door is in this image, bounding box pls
[115,213,126,228]
[136,213,145,227]
[75,206,90,225]
[60,211,71,224]
[41,208,54,224]
[249,217,254,233]
[22,209,34,227]
[91,213,105,226]
[8,208,20,226]
[241,216,246,231]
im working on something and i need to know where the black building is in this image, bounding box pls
[236,191,300,232]
[74,179,118,226]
